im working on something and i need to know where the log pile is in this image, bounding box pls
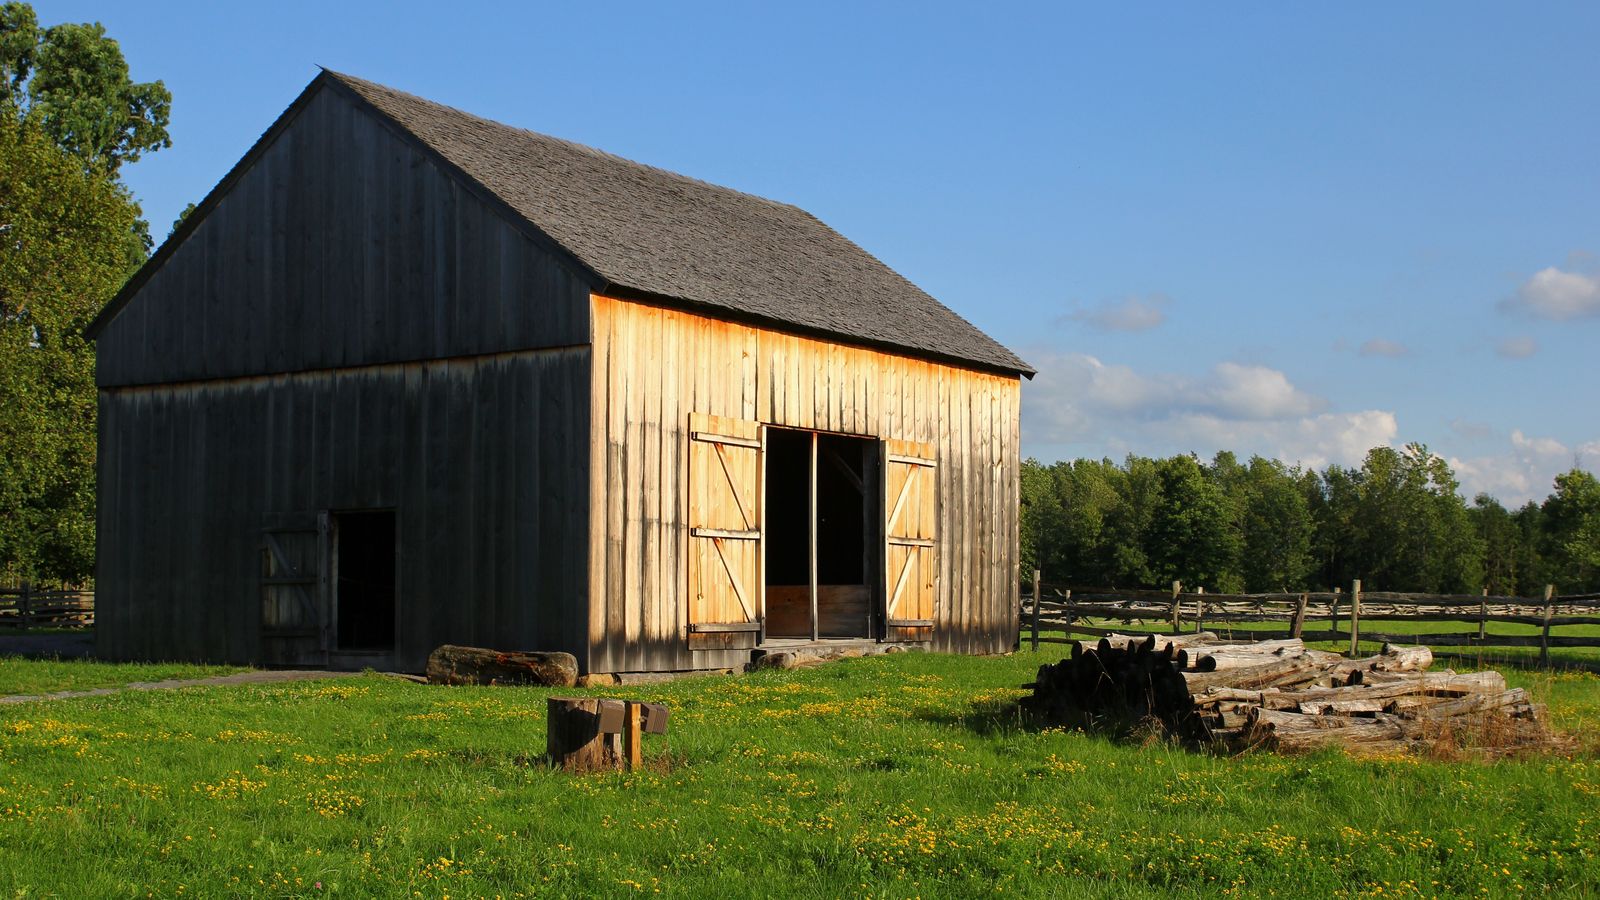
[1019,633,1556,756]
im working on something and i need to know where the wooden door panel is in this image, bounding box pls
[687,413,762,650]
[259,513,329,665]
[884,439,936,636]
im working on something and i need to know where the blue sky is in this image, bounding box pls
[58,1,1599,504]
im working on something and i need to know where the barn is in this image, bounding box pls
[86,70,1034,675]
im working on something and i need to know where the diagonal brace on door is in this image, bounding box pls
[264,531,318,624]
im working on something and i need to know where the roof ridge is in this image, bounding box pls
[322,69,805,215]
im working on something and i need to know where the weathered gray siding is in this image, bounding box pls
[95,84,593,388]
[94,81,598,671]
[96,349,590,670]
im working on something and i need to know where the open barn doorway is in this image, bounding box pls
[333,510,397,651]
[763,428,879,640]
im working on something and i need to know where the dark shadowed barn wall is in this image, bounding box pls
[94,84,595,670]
[587,295,1022,674]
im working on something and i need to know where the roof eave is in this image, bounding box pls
[600,283,1034,379]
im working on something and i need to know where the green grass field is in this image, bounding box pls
[0,649,1596,898]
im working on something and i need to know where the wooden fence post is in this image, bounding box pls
[623,702,643,771]
[1194,587,1206,634]
[1540,584,1554,668]
[1330,587,1341,640]
[1291,593,1308,639]
[19,581,31,632]
[1170,581,1182,634]
[1348,579,1362,656]
[1477,588,1488,642]
[1030,570,1041,652]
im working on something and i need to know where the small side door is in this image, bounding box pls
[259,511,330,666]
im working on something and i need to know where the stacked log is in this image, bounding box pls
[1019,633,1555,756]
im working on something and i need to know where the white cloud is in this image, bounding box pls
[1495,336,1538,359]
[1206,362,1324,419]
[1059,293,1171,332]
[1358,338,1409,358]
[1157,410,1398,471]
[1503,266,1600,320]
[1021,351,1381,469]
[1448,430,1600,505]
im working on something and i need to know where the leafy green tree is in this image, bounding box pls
[0,115,140,582]
[0,2,170,173]
[1098,456,1160,587]
[1239,457,1313,591]
[1204,451,1250,588]
[1303,445,1481,593]
[1145,454,1241,591]
[1540,469,1600,592]
[169,200,196,236]
[1509,502,1547,594]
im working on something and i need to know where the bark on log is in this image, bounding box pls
[427,645,579,687]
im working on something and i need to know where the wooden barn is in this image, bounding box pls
[86,71,1034,675]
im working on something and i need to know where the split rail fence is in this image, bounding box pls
[1021,573,1600,666]
[0,584,95,631]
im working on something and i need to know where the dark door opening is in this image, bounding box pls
[334,510,396,651]
[763,428,878,640]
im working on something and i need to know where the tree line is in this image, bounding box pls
[1021,444,1600,597]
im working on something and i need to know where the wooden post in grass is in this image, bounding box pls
[1170,581,1183,634]
[1478,588,1488,643]
[1291,593,1308,640]
[1330,587,1341,641]
[623,702,643,771]
[1348,579,1362,657]
[1194,587,1206,634]
[1030,571,1041,652]
[1540,584,1555,668]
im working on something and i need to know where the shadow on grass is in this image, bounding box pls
[913,695,1181,752]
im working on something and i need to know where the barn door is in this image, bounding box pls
[883,440,937,642]
[259,512,330,666]
[686,413,763,651]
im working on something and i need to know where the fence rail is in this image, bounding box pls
[0,584,95,631]
[1020,574,1599,666]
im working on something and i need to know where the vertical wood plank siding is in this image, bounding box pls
[94,83,596,671]
[95,350,591,670]
[588,295,1021,673]
[94,86,591,389]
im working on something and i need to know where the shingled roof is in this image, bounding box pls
[322,71,1031,376]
